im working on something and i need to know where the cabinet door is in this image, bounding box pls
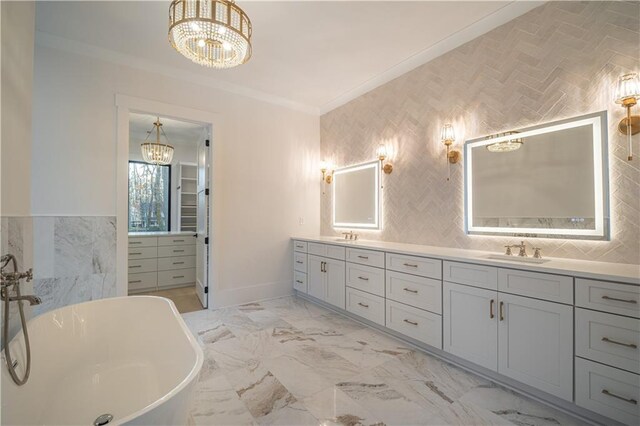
[443,281,498,371]
[325,257,346,309]
[498,293,573,401]
[307,255,325,301]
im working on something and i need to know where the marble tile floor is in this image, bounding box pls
[138,286,204,313]
[183,296,583,426]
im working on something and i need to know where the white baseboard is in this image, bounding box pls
[212,280,293,309]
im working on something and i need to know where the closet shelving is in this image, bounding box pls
[177,162,197,232]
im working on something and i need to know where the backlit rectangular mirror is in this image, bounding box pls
[333,161,380,229]
[465,111,609,240]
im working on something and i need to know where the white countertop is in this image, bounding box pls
[129,231,195,237]
[293,236,640,286]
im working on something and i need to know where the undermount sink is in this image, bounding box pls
[485,254,550,264]
[332,238,355,243]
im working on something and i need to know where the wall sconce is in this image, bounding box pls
[441,124,460,181]
[614,72,640,161]
[320,160,333,195]
[376,144,393,174]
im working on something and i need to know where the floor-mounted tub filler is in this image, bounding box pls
[1,296,204,425]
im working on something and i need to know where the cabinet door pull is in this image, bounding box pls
[129,280,142,284]
[490,299,495,319]
[173,275,185,279]
[130,241,142,245]
[357,255,369,260]
[296,280,303,284]
[296,260,303,264]
[129,265,141,269]
[499,301,505,321]
[358,276,369,281]
[403,263,418,268]
[403,319,418,326]
[130,252,142,255]
[601,389,637,405]
[403,288,418,294]
[173,261,185,265]
[601,337,638,349]
[602,295,637,304]
[321,261,326,273]
[357,302,369,308]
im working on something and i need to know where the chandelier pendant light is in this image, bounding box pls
[141,118,174,165]
[486,131,524,153]
[168,0,252,69]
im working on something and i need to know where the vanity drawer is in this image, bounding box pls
[294,271,307,293]
[346,248,385,268]
[346,262,384,297]
[128,271,157,292]
[158,245,196,258]
[158,235,195,246]
[158,268,196,287]
[576,278,640,318]
[498,269,573,304]
[293,240,308,253]
[128,237,157,248]
[386,270,442,314]
[294,252,307,273]
[346,287,385,326]
[158,255,195,271]
[128,258,157,274]
[128,246,157,260]
[386,299,442,349]
[386,253,441,279]
[576,308,640,374]
[575,357,640,426]
[308,242,345,260]
[443,261,497,290]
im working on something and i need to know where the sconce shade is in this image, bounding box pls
[615,73,640,104]
[376,144,388,160]
[441,124,455,145]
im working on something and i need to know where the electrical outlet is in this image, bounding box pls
[298,217,304,225]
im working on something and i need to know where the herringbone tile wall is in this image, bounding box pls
[320,1,640,265]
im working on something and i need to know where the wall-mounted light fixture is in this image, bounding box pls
[376,144,393,174]
[320,160,334,196]
[441,124,460,181]
[614,72,640,161]
[485,131,523,153]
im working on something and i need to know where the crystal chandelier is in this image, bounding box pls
[486,131,524,153]
[168,0,252,69]
[141,118,174,165]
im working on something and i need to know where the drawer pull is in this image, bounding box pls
[130,252,142,255]
[130,241,142,245]
[601,389,637,405]
[296,280,303,284]
[129,280,142,284]
[296,260,303,264]
[403,319,418,326]
[601,337,638,349]
[358,276,369,281]
[403,288,418,294]
[296,244,304,248]
[357,302,369,308]
[129,265,141,269]
[174,249,185,253]
[403,263,418,268]
[173,239,185,242]
[173,261,185,265]
[357,255,369,260]
[490,299,495,319]
[173,275,185,279]
[602,295,637,304]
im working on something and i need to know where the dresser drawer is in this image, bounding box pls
[386,300,442,349]
[128,271,157,292]
[294,271,307,293]
[128,237,157,248]
[346,248,385,268]
[346,287,385,326]
[128,246,157,260]
[576,308,640,374]
[293,240,308,253]
[346,262,384,297]
[158,268,196,288]
[443,261,497,290]
[498,268,573,304]
[158,255,195,271]
[158,235,195,246]
[575,357,639,425]
[386,270,442,314]
[158,245,196,258]
[128,258,157,274]
[386,253,441,279]
[308,242,345,260]
[294,252,307,273]
[576,278,640,318]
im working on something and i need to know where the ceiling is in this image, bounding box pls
[129,113,206,146]
[35,1,541,114]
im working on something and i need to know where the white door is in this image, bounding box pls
[443,281,498,371]
[498,292,573,401]
[195,137,209,308]
[325,258,346,309]
[307,255,325,301]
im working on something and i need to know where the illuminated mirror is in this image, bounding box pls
[333,161,380,229]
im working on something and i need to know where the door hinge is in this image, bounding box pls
[205,188,210,196]
[205,139,210,147]
[204,287,208,294]
[204,237,209,245]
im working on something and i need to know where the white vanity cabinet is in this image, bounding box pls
[307,251,346,309]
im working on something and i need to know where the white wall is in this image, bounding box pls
[32,44,320,306]
[1,1,35,216]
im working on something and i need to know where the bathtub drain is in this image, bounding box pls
[93,414,114,426]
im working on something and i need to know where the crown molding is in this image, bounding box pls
[35,31,321,116]
[319,1,545,115]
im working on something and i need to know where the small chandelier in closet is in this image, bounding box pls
[141,118,174,165]
[168,0,252,69]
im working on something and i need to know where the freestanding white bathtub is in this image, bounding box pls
[1,296,203,425]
